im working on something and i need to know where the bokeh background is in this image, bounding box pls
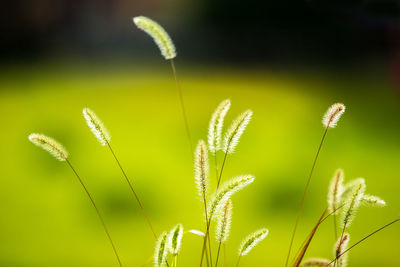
[1,0,400,266]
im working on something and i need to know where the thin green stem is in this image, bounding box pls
[285,126,329,267]
[65,160,123,267]
[170,58,193,157]
[106,142,157,240]
[326,218,400,266]
[200,218,213,267]
[235,255,242,267]
[217,151,228,190]
[215,241,222,267]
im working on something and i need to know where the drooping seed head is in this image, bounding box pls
[341,180,365,228]
[208,99,231,153]
[29,133,69,161]
[328,169,345,214]
[238,228,269,256]
[188,229,205,237]
[194,140,209,199]
[215,199,232,243]
[168,224,183,255]
[334,233,350,267]
[154,231,168,267]
[361,194,386,207]
[83,108,111,146]
[133,16,177,60]
[208,175,254,219]
[322,103,345,128]
[300,258,331,267]
[223,110,253,154]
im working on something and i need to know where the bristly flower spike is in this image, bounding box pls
[322,103,345,128]
[208,99,231,153]
[300,258,331,267]
[361,194,386,207]
[328,169,345,214]
[208,175,254,218]
[168,224,183,255]
[194,140,209,199]
[223,110,253,154]
[238,228,269,256]
[83,108,111,146]
[154,231,169,267]
[215,199,233,243]
[133,16,177,60]
[334,233,350,267]
[341,180,365,228]
[29,133,69,161]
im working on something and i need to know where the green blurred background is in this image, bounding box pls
[1,0,400,266]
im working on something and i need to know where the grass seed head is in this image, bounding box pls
[238,228,269,256]
[223,110,253,154]
[194,140,209,199]
[300,258,331,267]
[322,103,345,128]
[215,199,232,243]
[168,224,183,255]
[209,174,254,218]
[133,16,177,60]
[334,233,350,267]
[29,133,69,161]
[208,99,231,153]
[361,194,386,207]
[154,231,168,267]
[341,180,365,228]
[83,108,111,146]
[328,169,345,214]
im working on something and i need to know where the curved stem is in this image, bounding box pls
[326,218,400,266]
[66,160,123,267]
[285,126,329,267]
[223,244,227,267]
[106,142,157,240]
[170,58,193,157]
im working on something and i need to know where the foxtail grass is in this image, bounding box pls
[133,16,192,156]
[327,169,344,239]
[285,103,346,267]
[28,133,123,267]
[83,107,158,239]
[218,110,252,189]
[333,233,349,267]
[236,228,268,267]
[215,199,232,267]
[154,232,169,267]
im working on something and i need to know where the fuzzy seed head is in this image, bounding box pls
[215,199,232,243]
[322,103,345,128]
[361,194,386,207]
[300,258,331,267]
[328,169,345,214]
[208,99,231,153]
[209,175,254,219]
[194,140,209,199]
[341,180,365,228]
[168,224,183,255]
[29,133,69,161]
[83,108,111,146]
[334,233,350,267]
[238,228,268,256]
[154,231,168,267]
[188,229,205,237]
[133,16,176,60]
[223,110,252,154]
[340,178,365,204]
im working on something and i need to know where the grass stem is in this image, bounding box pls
[106,141,157,240]
[169,58,193,157]
[326,218,400,266]
[285,126,329,267]
[66,159,123,267]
